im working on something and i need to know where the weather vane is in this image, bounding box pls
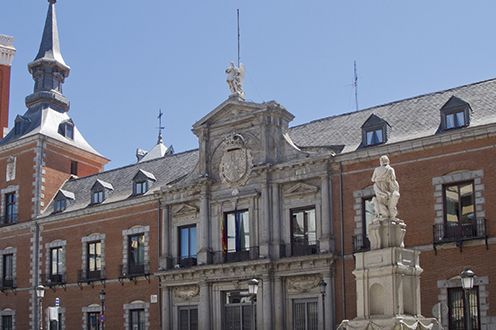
[157,109,165,144]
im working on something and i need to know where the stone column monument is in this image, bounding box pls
[338,156,440,329]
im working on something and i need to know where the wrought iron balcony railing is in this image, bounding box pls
[41,273,66,287]
[352,233,371,253]
[433,218,488,251]
[77,269,105,284]
[212,246,259,264]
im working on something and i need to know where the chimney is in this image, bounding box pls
[0,35,15,137]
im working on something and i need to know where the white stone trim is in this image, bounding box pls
[45,240,67,280]
[352,186,374,236]
[81,233,106,277]
[432,170,484,225]
[122,226,150,274]
[0,308,16,330]
[0,35,15,66]
[437,275,490,329]
[123,300,150,330]
[82,304,102,330]
[0,247,16,287]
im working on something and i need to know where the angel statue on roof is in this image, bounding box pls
[226,62,245,99]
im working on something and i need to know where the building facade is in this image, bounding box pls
[1,1,496,330]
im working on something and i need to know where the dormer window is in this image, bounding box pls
[58,120,74,140]
[53,189,75,213]
[90,179,114,205]
[439,96,471,131]
[91,190,104,204]
[366,128,384,145]
[360,114,390,148]
[132,169,156,196]
[134,181,148,195]
[54,198,67,213]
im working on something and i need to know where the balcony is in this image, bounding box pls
[212,246,259,264]
[119,262,150,283]
[77,269,105,285]
[0,213,17,227]
[0,278,15,291]
[433,218,488,251]
[279,241,320,258]
[41,273,66,287]
[352,233,370,253]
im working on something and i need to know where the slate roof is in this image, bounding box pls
[0,107,103,156]
[43,78,496,216]
[288,78,496,153]
[42,149,198,216]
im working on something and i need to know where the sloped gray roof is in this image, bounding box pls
[288,78,496,153]
[43,149,198,216]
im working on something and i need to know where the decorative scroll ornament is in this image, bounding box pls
[219,133,252,185]
[173,285,200,299]
[287,274,321,294]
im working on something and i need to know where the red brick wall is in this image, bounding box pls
[0,64,11,133]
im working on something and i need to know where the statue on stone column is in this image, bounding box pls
[371,155,400,219]
[226,62,245,99]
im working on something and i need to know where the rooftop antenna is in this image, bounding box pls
[237,9,241,67]
[157,109,165,144]
[354,60,359,111]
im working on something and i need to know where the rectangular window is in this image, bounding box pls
[87,241,102,278]
[87,311,100,330]
[223,291,254,330]
[4,192,17,223]
[130,309,145,330]
[1,315,13,330]
[222,210,251,262]
[91,191,104,204]
[128,234,145,275]
[443,181,477,239]
[2,253,14,288]
[178,306,198,330]
[134,181,148,195]
[70,161,78,176]
[50,246,64,283]
[291,207,317,256]
[178,225,197,267]
[54,199,67,213]
[353,197,374,252]
[448,287,480,330]
[446,111,466,129]
[293,299,318,330]
[366,128,384,145]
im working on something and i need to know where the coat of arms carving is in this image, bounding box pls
[219,133,252,185]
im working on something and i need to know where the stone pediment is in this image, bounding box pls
[283,182,319,196]
[172,203,199,215]
[193,98,264,131]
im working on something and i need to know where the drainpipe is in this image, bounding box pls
[339,162,347,319]
[157,197,163,329]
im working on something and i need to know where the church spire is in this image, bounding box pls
[25,0,70,112]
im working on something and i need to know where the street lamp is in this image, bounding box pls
[99,289,106,330]
[248,279,259,330]
[36,285,46,330]
[319,280,327,330]
[460,269,475,330]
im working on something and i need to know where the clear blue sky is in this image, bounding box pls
[2,1,496,168]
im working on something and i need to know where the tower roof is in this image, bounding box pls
[31,0,68,69]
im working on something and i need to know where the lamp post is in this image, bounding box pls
[319,280,327,330]
[99,289,106,330]
[36,285,46,330]
[460,268,475,330]
[248,279,259,330]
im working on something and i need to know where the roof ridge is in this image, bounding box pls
[290,77,496,130]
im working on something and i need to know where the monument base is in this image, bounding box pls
[338,315,440,330]
[369,218,406,250]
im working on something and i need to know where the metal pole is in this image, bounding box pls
[101,299,105,330]
[251,297,255,330]
[39,297,43,330]
[322,292,326,330]
[464,289,472,330]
